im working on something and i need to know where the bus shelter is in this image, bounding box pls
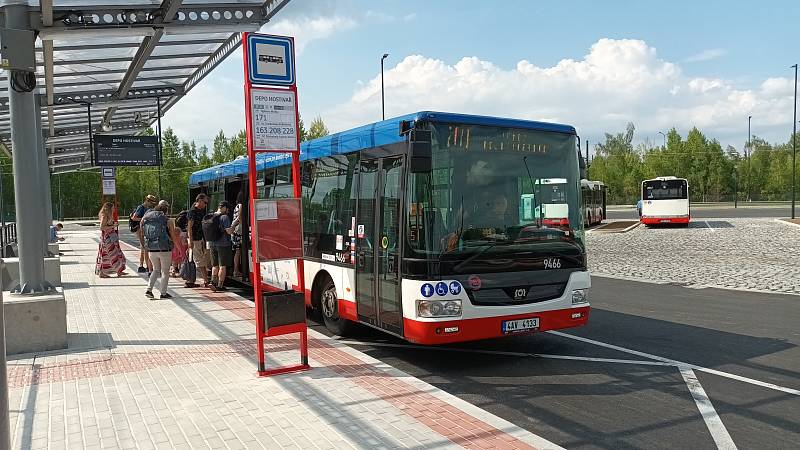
[0,0,293,445]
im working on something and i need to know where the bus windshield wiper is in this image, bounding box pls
[453,239,513,272]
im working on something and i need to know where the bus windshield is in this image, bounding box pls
[643,179,687,200]
[406,122,584,272]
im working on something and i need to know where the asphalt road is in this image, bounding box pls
[607,205,791,220]
[114,225,800,449]
[310,277,800,450]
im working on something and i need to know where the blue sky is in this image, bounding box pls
[163,0,800,152]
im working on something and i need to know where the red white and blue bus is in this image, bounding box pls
[640,176,690,226]
[190,111,590,344]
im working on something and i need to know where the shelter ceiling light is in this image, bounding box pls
[38,27,156,41]
[161,23,260,36]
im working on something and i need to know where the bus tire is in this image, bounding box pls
[319,277,353,336]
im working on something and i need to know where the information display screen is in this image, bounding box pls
[94,135,160,166]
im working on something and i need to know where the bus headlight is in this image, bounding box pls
[571,289,588,305]
[417,300,462,318]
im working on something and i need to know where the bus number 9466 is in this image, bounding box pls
[543,258,561,269]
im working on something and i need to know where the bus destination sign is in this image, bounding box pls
[94,135,160,166]
[250,88,299,153]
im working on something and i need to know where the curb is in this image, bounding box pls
[588,221,641,234]
[774,218,800,229]
[591,273,800,297]
[207,272,565,449]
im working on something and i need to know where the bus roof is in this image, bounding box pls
[644,176,685,182]
[581,179,605,189]
[189,111,577,185]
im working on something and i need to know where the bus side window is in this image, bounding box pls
[301,154,357,259]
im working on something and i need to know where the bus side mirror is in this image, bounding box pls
[409,129,431,173]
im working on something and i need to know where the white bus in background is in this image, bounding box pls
[640,176,690,226]
[581,180,606,226]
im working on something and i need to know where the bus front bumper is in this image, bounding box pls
[402,305,590,345]
[640,216,690,225]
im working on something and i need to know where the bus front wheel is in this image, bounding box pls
[319,277,354,336]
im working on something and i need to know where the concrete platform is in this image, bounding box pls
[4,228,558,450]
[47,242,59,255]
[0,256,62,289]
[2,288,67,355]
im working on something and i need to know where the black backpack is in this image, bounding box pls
[202,213,222,242]
[129,207,140,232]
[175,210,189,232]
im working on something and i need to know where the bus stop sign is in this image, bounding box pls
[246,33,295,86]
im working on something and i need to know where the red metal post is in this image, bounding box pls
[290,85,305,298]
[242,32,267,374]
[290,84,308,367]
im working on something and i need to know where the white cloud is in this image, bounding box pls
[325,39,794,147]
[685,48,727,63]
[161,15,355,142]
[265,16,356,54]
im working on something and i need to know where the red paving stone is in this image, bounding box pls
[69,242,541,449]
[196,286,538,450]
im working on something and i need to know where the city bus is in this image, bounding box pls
[189,111,590,344]
[640,176,690,226]
[581,180,606,226]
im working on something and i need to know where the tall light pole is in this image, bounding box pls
[792,64,797,219]
[747,115,752,202]
[658,131,666,147]
[381,53,389,120]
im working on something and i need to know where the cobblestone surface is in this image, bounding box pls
[587,218,800,295]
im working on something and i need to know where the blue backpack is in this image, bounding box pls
[142,210,172,252]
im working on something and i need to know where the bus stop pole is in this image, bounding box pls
[5,3,49,293]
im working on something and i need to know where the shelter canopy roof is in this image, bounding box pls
[0,0,291,173]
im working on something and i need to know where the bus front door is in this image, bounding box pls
[355,156,404,335]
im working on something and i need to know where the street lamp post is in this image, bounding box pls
[747,115,752,202]
[381,53,389,120]
[791,64,797,219]
[658,131,666,147]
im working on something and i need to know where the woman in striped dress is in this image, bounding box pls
[95,202,128,278]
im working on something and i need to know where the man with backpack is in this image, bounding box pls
[187,194,211,287]
[130,194,157,273]
[142,201,176,299]
[203,200,236,292]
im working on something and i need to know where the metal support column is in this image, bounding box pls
[2,4,33,447]
[5,5,51,294]
[35,96,54,250]
[157,96,163,198]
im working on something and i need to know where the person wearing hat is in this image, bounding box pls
[209,200,236,292]
[131,194,157,273]
[187,193,212,287]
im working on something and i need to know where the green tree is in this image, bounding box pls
[307,116,330,141]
